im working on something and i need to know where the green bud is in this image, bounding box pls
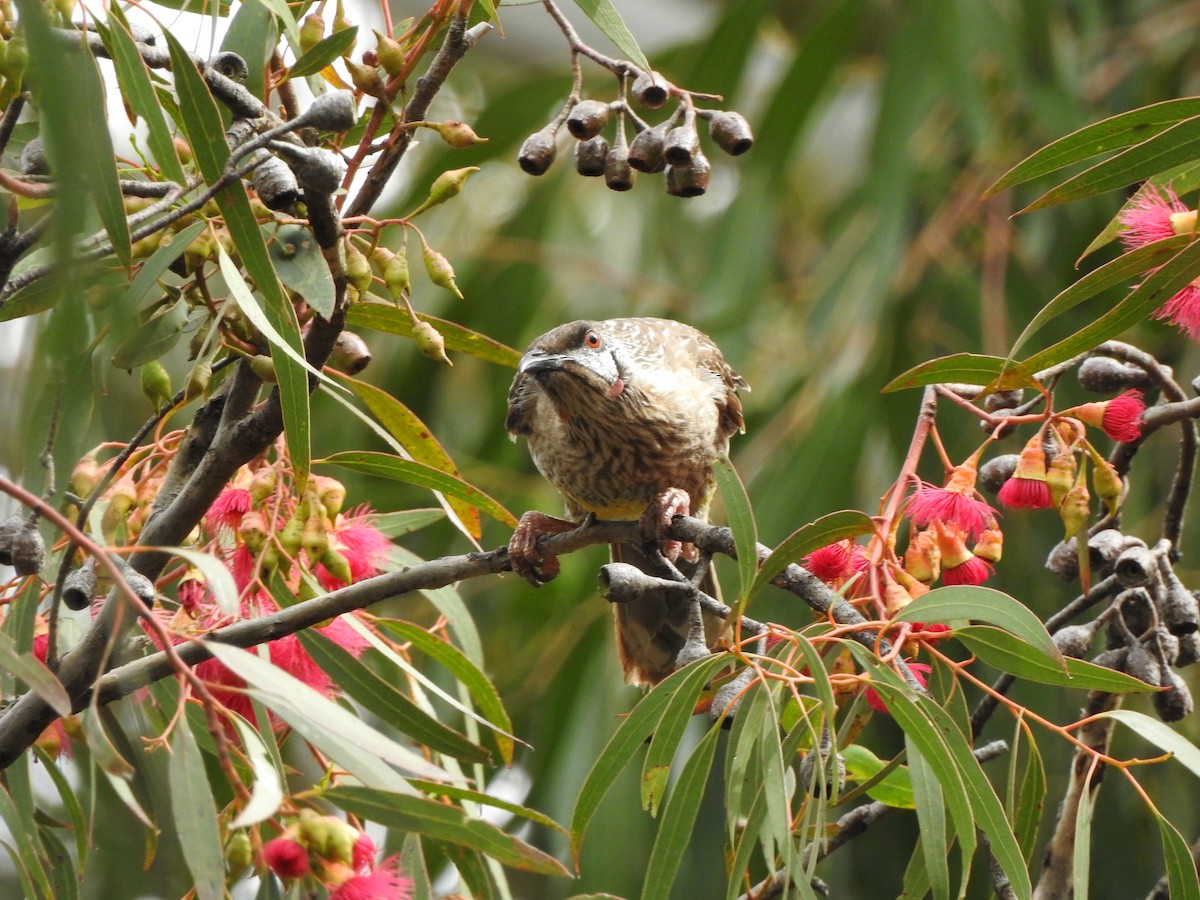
[333,0,356,53]
[373,29,405,78]
[299,13,325,56]
[345,242,372,293]
[183,360,211,401]
[427,119,488,148]
[413,320,452,365]
[345,58,385,100]
[140,360,173,411]
[384,250,410,299]
[421,241,462,298]
[224,830,252,877]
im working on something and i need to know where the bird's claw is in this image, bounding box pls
[508,511,575,585]
[641,487,698,563]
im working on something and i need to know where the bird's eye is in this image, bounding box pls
[584,330,602,349]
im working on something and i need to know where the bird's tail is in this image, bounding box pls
[609,542,727,686]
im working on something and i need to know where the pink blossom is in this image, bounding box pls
[1119,185,1188,250]
[1101,390,1146,442]
[942,555,993,586]
[1154,283,1200,339]
[316,510,392,591]
[264,836,310,879]
[352,832,378,872]
[803,541,853,583]
[331,856,413,900]
[907,481,996,541]
[206,487,252,533]
[997,476,1053,510]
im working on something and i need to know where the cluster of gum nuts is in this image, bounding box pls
[517,70,753,196]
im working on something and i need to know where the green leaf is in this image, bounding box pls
[883,353,1009,393]
[324,786,571,876]
[124,221,207,311]
[1007,234,1200,383]
[33,745,88,868]
[152,545,240,617]
[204,642,455,787]
[1008,235,1193,358]
[373,619,517,764]
[297,629,491,764]
[161,29,231,180]
[570,0,651,71]
[841,744,914,808]
[713,456,757,620]
[288,27,360,79]
[569,655,728,861]
[110,296,188,369]
[1153,808,1200,900]
[408,779,570,839]
[1099,709,1200,778]
[986,98,1200,196]
[907,743,950,900]
[1072,759,1095,900]
[386,545,484,665]
[1022,113,1200,212]
[1010,727,1047,866]
[895,585,1061,663]
[320,450,517,527]
[169,718,224,900]
[346,302,522,368]
[639,720,723,900]
[956,625,1157,691]
[0,631,70,716]
[341,373,482,539]
[747,509,875,607]
[229,716,284,828]
[100,8,186,184]
[269,224,336,320]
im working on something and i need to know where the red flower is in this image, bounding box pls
[911,622,952,642]
[352,832,378,872]
[264,836,310,879]
[1153,284,1200,339]
[907,481,996,542]
[331,856,413,900]
[316,510,392,591]
[866,662,931,714]
[1118,185,1188,250]
[997,477,1052,510]
[942,554,993,586]
[803,541,854,583]
[1100,390,1145,442]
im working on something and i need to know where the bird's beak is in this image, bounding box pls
[518,350,570,375]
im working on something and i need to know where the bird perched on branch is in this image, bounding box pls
[505,317,747,684]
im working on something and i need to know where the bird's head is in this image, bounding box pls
[516,320,630,401]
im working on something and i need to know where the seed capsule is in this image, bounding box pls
[707,110,754,156]
[518,125,558,176]
[566,100,610,140]
[665,151,711,197]
[628,123,668,173]
[663,124,700,167]
[631,70,669,109]
[574,135,609,177]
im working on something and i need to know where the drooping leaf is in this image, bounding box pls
[1153,807,1200,900]
[1099,709,1200,779]
[883,353,1009,393]
[986,98,1200,196]
[320,450,516,527]
[747,509,875,606]
[907,743,951,900]
[269,224,336,320]
[713,456,757,619]
[639,720,723,900]
[346,301,522,367]
[110,296,188,369]
[0,631,71,717]
[297,629,491,764]
[168,718,224,900]
[841,744,915,808]
[569,0,651,71]
[288,27,360,79]
[895,585,1061,664]
[955,625,1158,691]
[229,716,284,828]
[324,786,571,876]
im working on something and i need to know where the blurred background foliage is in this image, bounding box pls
[7,0,1200,896]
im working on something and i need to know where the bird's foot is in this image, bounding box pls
[641,487,698,563]
[507,511,577,585]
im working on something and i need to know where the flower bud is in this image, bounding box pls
[1045,452,1076,509]
[420,242,462,298]
[312,475,347,519]
[248,354,277,382]
[903,528,940,583]
[299,13,325,56]
[224,830,252,878]
[413,320,452,365]
[70,451,102,499]
[566,99,610,140]
[320,545,353,585]
[518,125,558,175]
[972,527,1003,564]
[184,360,212,401]
[426,119,488,148]
[372,29,405,78]
[344,242,372,293]
[574,135,609,176]
[332,0,355,52]
[1058,480,1090,540]
[631,70,669,108]
[238,510,269,554]
[384,249,410,299]
[344,57,386,100]
[141,360,173,411]
[707,110,754,156]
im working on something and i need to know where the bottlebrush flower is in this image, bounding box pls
[206,486,252,533]
[934,522,993,586]
[803,540,856,585]
[1119,185,1190,250]
[315,509,392,591]
[997,432,1053,510]
[264,835,310,879]
[1063,390,1145,443]
[330,857,413,900]
[907,459,997,541]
